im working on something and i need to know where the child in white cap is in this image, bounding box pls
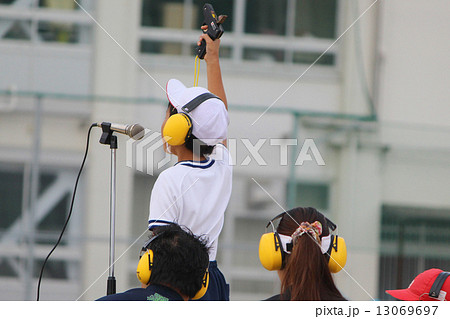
[148,28,231,300]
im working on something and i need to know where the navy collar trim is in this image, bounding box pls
[175,157,215,169]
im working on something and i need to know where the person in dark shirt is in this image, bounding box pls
[96,284,184,301]
[260,207,347,301]
[97,223,209,301]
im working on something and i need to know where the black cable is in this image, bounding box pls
[36,123,96,301]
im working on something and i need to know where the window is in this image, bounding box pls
[378,206,450,300]
[0,0,92,44]
[142,0,233,31]
[140,0,338,66]
[0,167,75,277]
[0,168,24,232]
[245,0,336,38]
[295,0,337,38]
[292,182,330,211]
[245,0,287,36]
[142,0,186,29]
[0,164,82,299]
[140,0,234,57]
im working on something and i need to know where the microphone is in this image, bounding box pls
[94,122,145,140]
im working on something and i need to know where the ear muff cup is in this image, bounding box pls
[136,249,154,285]
[162,113,192,146]
[162,113,193,146]
[326,235,347,273]
[191,269,210,300]
[259,232,284,271]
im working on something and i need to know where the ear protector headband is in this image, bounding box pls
[136,228,210,300]
[429,272,450,299]
[163,93,220,146]
[258,212,347,273]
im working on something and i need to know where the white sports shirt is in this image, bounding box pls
[148,144,232,260]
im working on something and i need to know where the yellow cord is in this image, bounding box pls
[194,56,200,87]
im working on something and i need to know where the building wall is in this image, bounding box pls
[377,0,450,225]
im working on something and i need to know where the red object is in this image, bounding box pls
[386,268,450,301]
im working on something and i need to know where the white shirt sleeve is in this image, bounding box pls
[148,171,179,229]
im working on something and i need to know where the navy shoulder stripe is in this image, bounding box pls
[180,159,215,169]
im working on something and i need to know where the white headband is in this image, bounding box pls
[278,234,332,255]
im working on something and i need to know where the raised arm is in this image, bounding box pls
[198,28,228,110]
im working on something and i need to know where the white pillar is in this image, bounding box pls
[339,0,379,116]
[82,0,140,301]
[333,135,382,300]
[332,0,381,300]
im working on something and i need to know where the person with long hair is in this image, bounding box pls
[262,207,347,301]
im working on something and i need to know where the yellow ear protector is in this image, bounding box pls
[136,233,161,286]
[322,222,347,273]
[258,213,347,273]
[136,230,209,300]
[162,112,193,146]
[162,93,221,146]
[192,268,210,300]
[258,230,285,271]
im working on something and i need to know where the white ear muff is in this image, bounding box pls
[278,234,293,255]
[321,234,331,254]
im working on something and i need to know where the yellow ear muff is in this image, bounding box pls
[136,249,154,285]
[327,236,347,273]
[259,232,283,271]
[191,269,209,300]
[162,113,193,146]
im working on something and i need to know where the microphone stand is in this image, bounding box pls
[99,122,117,295]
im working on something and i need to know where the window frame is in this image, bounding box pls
[378,205,450,300]
[0,0,93,45]
[0,159,84,300]
[139,0,342,68]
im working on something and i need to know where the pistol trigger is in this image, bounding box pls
[201,23,208,33]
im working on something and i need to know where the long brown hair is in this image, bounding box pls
[277,207,345,301]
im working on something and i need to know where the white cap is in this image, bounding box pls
[166,79,229,146]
